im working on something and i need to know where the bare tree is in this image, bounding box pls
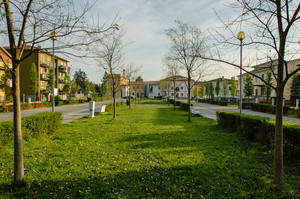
[163,57,182,110]
[126,63,141,109]
[198,0,300,185]
[93,30,125,120]
[0,0,117,183]
[160,76,171,106]
[165,20,207,121]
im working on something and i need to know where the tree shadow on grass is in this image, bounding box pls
[0,163,285,198]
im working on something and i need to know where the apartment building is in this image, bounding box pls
[0,47,12,101]
[237,58,300,100]
[4,46,70,100]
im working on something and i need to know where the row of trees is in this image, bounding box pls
[1,0,119,183]
[194,71,274,100]
[164,0,299,185]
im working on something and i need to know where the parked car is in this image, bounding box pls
[122,96,134,99]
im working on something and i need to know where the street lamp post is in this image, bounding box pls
[49,31,58,112]
[237,31,246,114]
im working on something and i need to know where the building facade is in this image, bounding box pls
[0,47,12,102]
[105,69,128,98]
[4,46,70,100]
[237,58,300,100]
[160,75,195,99]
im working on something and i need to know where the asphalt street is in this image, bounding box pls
[0,100,118,124]
[191,101,300,124]
[1,100,300,124]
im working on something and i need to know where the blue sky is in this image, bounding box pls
[68,0,241,83]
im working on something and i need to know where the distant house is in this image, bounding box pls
[144,81,161,99]
[204,76,233,98]
[237,58,300,100]
[0,46,12,102]
[160,75,194,99]
[105,69,128,98]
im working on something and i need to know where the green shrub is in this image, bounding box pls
[105,101,124,111]
[169,99,181,106]
[0,120,14,148]
[250,103,291,115]
[0,112,63,148]
[180,101,190,111]
[216,111,300,159]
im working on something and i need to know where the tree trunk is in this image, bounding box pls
[12,63,24,183]
[173,80,176,110]
[187,72,191,122]
[274,86,284,184]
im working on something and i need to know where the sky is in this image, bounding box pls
[67,0,240,84]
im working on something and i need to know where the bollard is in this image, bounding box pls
[89,101,95,118]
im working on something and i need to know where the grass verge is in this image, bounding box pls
[0,106,299,198]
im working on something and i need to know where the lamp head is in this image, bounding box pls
[237,31,246,41]
[49,31,58,41]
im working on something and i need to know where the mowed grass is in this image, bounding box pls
[0,106,299,198]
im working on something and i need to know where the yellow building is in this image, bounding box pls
[105,69,128,98]
[237,58,300,100]
[4,46,70,100]
[0,46,12,102]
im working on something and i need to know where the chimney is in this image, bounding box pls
[123,69,126,78]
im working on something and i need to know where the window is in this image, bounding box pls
[171,86,174,90]
[256,77,258,83]
[261,87,265,96]
[181,86,184,90]
[41,54,45,63]
[158,93,160,96]
[41,81,45,89]
[262,74,265,80]
[181,93,183,96]
[171,93,174,96]
[158,86,160,90]
[255,89,258,96]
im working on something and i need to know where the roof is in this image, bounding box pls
[3,46,69,62]
[0,46,12,58]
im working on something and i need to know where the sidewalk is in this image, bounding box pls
[192,101,300,124]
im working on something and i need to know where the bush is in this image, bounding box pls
[217,111,300,159]
[0,112,63,148]
[250,103,291,114]
[64,98,80,105]
[105,101,124,111]
[197,99,228,106]
[180,101,190,111]
[169,99,181,106]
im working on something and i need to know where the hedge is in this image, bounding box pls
[242,103,290,115]
[197,99,228,106]
[217,111,300,159]
[105,101,124,111]
[168,99,181,106]
[0,112,63,149]
[0,102,52,112]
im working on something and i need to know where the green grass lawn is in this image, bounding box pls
[135,99,168,104]
[0,106,299,198]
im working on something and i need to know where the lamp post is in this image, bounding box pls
[237,31,246,114]
[49,31,58,112]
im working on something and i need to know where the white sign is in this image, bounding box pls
[54,88,58,95]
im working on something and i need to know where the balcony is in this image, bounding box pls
[40,89,48,94]
[40,62,51,68]
[40,73,48,80]
[59,65,68,73]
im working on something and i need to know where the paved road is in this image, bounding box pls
[0,100,121,124]
[191,101,300,124]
